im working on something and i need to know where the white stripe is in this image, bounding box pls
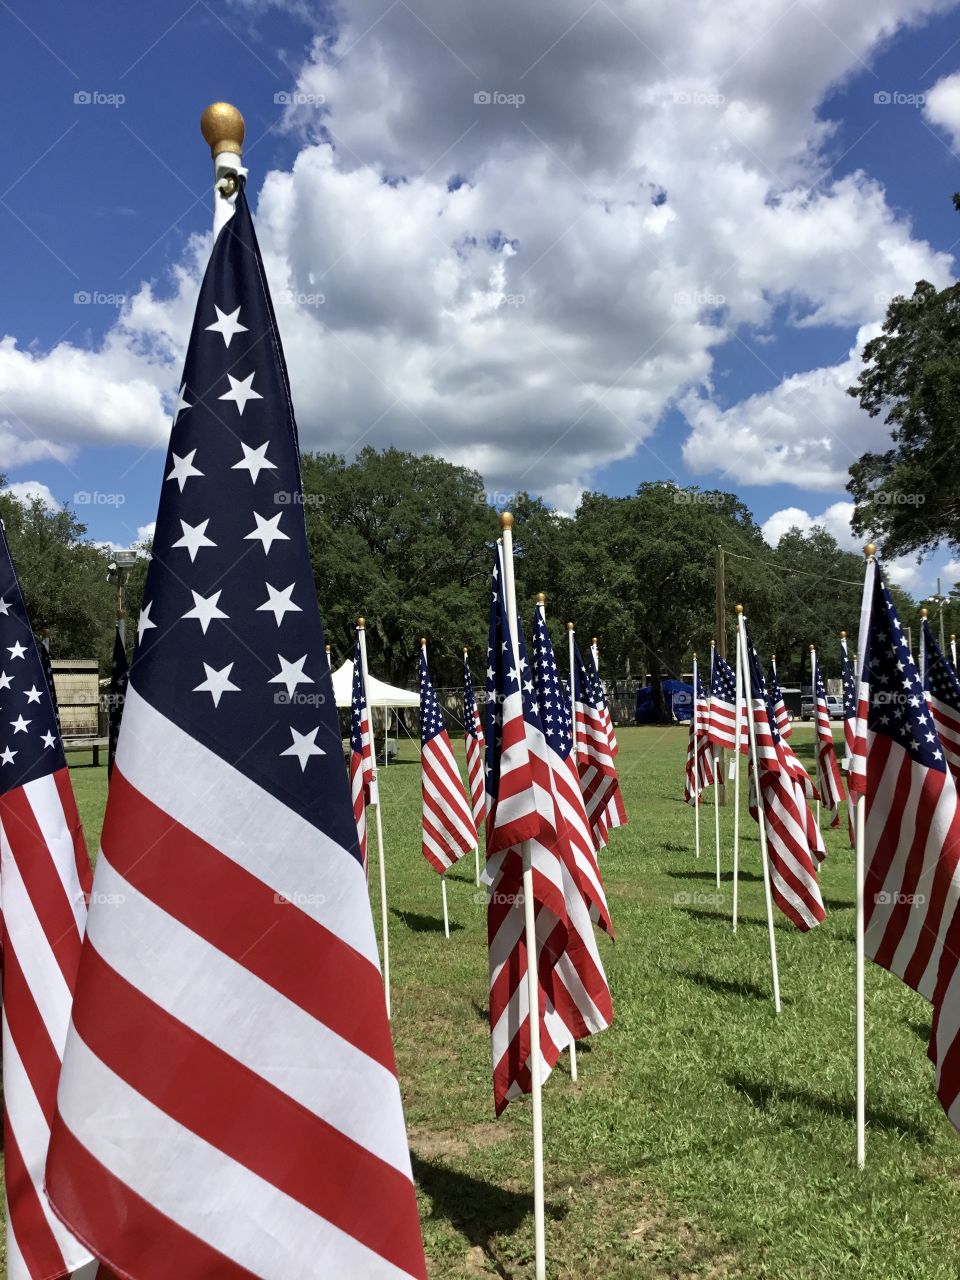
[2,1020,94,1271]
[56,1035,414,1280]
[22,773,88,936]
[115,684,378,967]
[87,855,411,1176]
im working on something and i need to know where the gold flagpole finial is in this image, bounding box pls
[920,607,928,619]
[567,622,575,632]
[735,604,744,615]
[201,102,245,159]
[499,510,514,530]
[864,543,876,559]
[536,592,546,604]
[840,630,847,639]
[420,636,427,647]
[357,616,365,629]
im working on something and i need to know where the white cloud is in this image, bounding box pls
[925,71,960,148]
[1,0,957,507]
[761,500,860,549]
[2,480,59,510]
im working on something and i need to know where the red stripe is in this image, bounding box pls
[2,937,63,1128]
[0,785,84,985]
[68,945,427,1277]
[5,1118,68,1279]
[103,769,396,1074]
[46,1119,261,1280]
[54,766,93,894]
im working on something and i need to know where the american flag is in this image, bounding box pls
[419,645,477,872]
[572,640,620,841]
[351,630,377,871]
[485,545,612,1114]
[0,519,95,1279]
[531,605,612,935]
[743,626,826,930]
[812,653,844,828]
[707,649,739,751]
[921,618,960,783]
[848,564,960,1002]
[463,650,486,829]
[684,664,714,804]
[586,642,627,838]
[769,657,792,737]
[108,623,128,777]
[45,187,426,1279]
[841,634,858,845]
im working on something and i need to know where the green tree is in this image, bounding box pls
[847,277,960,556]
[0,480,115,666]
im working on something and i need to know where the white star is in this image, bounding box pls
[244,512,289,555]
[137,601,157,643]
[166,449,204,491]
[41,730,56,748]
[173,383,192,423]
[280,725,325,771]
[232,440,277,484]
[0,746,15,765]
[269,653,315,698]
[257,581,301,625]
[182,589,229,634]
[0,597,9,615]
[172,518,216,561]
[7,641,27,660]
[23,685,42,704]
[193,662,240,707]
[219,371,263,415]
[11,715,30,734]
[205,304,247,348]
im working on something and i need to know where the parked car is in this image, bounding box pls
[800,695,843,721]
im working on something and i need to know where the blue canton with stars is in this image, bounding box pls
[0,520,65,794]
[861,569,946,772]
[350,633,367,758]
[922,619,960,717]
[530,609,573,761]
[130,187,358,860]
[814,660,830,703]
[485,544,539,803]
[419,648,447,744]
[710,651,736,704]
[463,653,481,742]
[841,642,857,723]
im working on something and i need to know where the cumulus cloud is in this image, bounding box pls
[925,71,960,148]
[1,0,957,506]
[761,500,860,549]
[2,480,59,510]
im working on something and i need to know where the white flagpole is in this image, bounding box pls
[692,654,701,859]
[732,624,743,933]
[501,514,546,1280]
[919,607,928,691]
[710,640,721,889]
[358,617,391,1018]
[562,609,579,1085]
[736,607,781,1013]
[854,544,877,1169]
[465,646,482,888]
[811,645,821,827]
[423,637,450,940]
[951,634,957,670]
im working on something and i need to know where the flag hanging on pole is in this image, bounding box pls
[463,649,486,829]
[485,545,611,1115]
[586,641,627,837]
[0,519,95,1280]
[706,650,739,750]
[684,666,714,804]
[744,630,826,930]
[769,657,792,738]
[350,629,376,872]
[108,623,128,778]
[921,616,960,783]
[45,179,426,1280]
[572,640,621,839]
[812,652,844,827]
[419,644,477,872]
[841,632,859,847]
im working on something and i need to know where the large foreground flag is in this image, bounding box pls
[350,631,376,872]
[485,547,612,1114]
[848,564,960,1002]
[45,188,426,1279]
[463,650,486,829]
[812,656,844,828]
[419,645,477,872]
[744,629,825,931]
[0,521,95,1279]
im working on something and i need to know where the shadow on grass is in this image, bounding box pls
[471,999,489,1025]
[669,869,763,884]
[726,1074,930,1141]
[413,1154,567,1277]
[678,906,796,934]
[677,968,771,1002]
[907,1018,932,1043]
[821,897,854,912]
[391,908,464,935]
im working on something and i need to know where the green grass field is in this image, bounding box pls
[11,729,960,1278]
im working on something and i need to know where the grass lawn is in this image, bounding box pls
[10,727,960,1278]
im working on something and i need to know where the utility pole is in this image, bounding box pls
[715,545,727,806]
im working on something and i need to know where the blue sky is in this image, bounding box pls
[1,1,959,594]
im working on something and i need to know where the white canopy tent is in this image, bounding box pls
[330,659,420,765]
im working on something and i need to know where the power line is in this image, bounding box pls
[722,548,862,588]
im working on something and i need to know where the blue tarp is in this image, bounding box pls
[635,678,694,724]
